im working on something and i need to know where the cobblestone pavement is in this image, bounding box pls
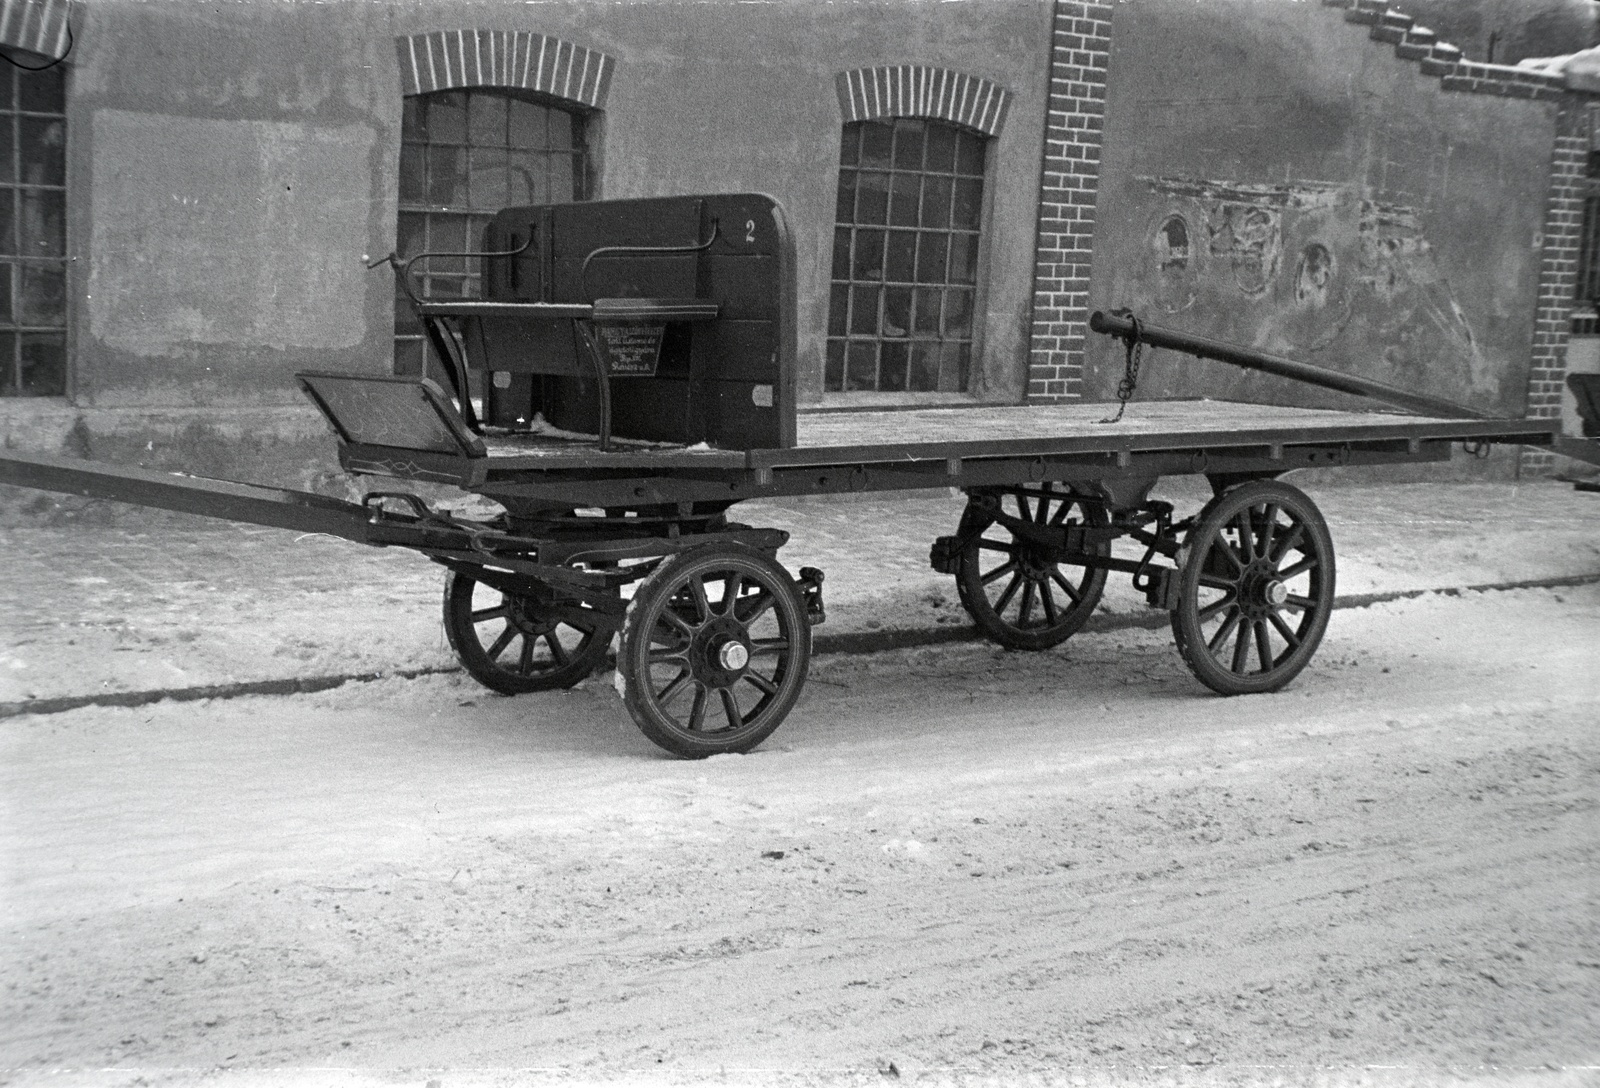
[2,478,1598,706]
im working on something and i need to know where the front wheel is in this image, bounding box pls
[1170,480,1336,695]
[444,570,612,694]
[619,546,811,758]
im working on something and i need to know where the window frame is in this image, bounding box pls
[393,86,593,378]
[1572,154,1600,337]
[0,48,68,399]
[822,116,995,402]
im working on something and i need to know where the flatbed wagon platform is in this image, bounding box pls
[353,395,1551,509]
[474,398,1546,473]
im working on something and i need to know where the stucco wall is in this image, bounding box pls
[60,0,1050,414]
[67,0,397,409]
[1085,0,1559,418]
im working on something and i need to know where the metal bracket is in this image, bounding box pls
[796,566,826,626]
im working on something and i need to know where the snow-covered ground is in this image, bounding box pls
[1,480,1598,1085]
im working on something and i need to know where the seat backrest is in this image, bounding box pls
[476,192,797,450]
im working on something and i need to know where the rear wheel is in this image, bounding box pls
[1170,480,1335,695]
[957,485,1109,650]
[444,570,611,694]
[619,546,810,758]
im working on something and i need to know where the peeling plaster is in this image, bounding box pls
[1135,175,1488,395]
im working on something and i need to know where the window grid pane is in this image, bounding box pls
[1574,190,1600,335]
[824,119,986,393]
[396,89,589,375]
[0,61,66,397]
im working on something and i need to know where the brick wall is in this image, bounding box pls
[1025,1,1114,403]
[1524,113,1589,473]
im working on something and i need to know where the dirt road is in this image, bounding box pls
[3,582,1596,1086]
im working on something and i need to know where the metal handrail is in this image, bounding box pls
[579,219,720,300]
[367,232,537,305]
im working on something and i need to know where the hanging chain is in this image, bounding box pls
[1098,310,1148,424]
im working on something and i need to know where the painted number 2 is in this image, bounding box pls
[745,220,756,243]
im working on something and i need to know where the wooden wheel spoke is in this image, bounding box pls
[1017,580,1038,625]
[1279,555,1318,580]
[735,589,776,625]
[659,607,697,639]
[1231,620,1254,673]
[1207,608,1242,655]
[992,572,1024,614]
[981,559,1019,586]
[978,538,1017,555]
[1256,504,1280,559]
[1034,494,1051,525]
[656,669,692,705]
[518,636,535,673]
[471,603,510,623]
[721,572,745,615]
[1213,537,1247,572]
[1049,498,1075,526]
[719,688,743,731]
[1039,580,1060,624]
[686,686,709,731]
[1232,511,1257,561]
[647,646,688,666]
[1270,521,1306,565]
[1049,567,1083,604]
[1198,572,1237,591]
[748,637,789,657]
[1014,494,1032,523]
[544,632,571,667]
[1284,593,1316,612]
[743,670,779,696]
[1197,591,1237,622]
[1255,620,1274,672]
[687,577,711,622]
[1268,610,1301,649]
[485,625,517,662]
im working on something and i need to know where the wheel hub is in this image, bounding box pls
[1018,544,1053,581]
[508,597,556,635]
[691,616,752,685]
[718,641,750,671]
[1238,561,1287,619]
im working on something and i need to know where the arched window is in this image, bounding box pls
[825,118,988,393]
[0,53,66,396]
[394,89,590,375]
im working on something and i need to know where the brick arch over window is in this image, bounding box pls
[834,66,1012,137]
[395,29,614,108]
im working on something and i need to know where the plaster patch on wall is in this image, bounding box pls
[89,110,375,357]
[1153,214,1195,313]
[1294,244,1334,307]
[1130,174,1493,401]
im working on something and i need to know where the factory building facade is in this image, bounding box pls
[0,0,1595,486]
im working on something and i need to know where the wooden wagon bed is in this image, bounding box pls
[471,399,1551,475]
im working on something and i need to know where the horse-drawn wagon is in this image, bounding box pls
[1,193,1566,756]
